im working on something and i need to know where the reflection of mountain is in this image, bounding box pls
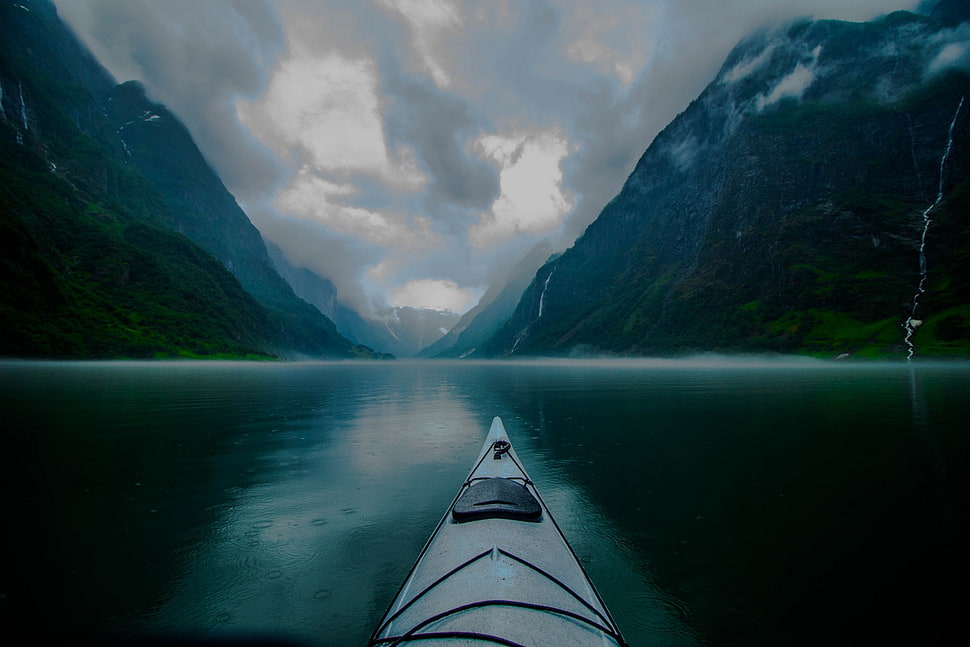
[482,8,970,358]
[1,0,375,359]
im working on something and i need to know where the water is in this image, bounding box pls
[2,358,968,646]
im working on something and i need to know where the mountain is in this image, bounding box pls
[420,240,554,358]
[484,9,970,359]
[932,0,970,23]
[1,0,376,359]
[367,306,460,357]
[268,243,458,357]
[101,80,372,358]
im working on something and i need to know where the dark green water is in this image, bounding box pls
[2,358,968,646]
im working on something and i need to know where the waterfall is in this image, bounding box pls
[902,96,965,360]
[18,81,28,131]
[537,270,554,319]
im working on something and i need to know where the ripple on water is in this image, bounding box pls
[628,590,697,636]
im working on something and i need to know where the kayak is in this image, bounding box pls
[368,417,628,646]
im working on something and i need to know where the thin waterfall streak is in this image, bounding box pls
[537,270,554,319]
[18,81,28,131]
[936,96,963,200]
[903,96,964,360]
[510,333,523,355]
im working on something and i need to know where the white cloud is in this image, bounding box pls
[928,33,970,76]
[276,167,434,248]
[757,63,816,109]
[378,0,462,87]
[56,0,923,315]
[390,278,484,313]
[755,46,821,111]
[667,135,700,171]
[470,131,575,248]
[722,44,777,84]
[238,52,425,189]
[562,1,660,86]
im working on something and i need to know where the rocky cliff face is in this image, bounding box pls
[1,0,372,359]
[102,80,366,358]
[421,240,554,358]
[486,10,970,359]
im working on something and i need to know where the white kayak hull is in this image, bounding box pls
[368,417,627,646]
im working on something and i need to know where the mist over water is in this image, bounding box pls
[3,359,968,646]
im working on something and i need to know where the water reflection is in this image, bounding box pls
[3,360,969,647]
[129,363,694,645]
[144,368,487,644]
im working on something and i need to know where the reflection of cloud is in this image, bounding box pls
[471,131,575,248]
[144,375,486,644]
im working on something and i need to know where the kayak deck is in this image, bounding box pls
[368,417,627,646]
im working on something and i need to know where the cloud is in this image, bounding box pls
[666,135,701,172]
[55,0,923,316]
[722,44,779,84]
[927,24,970,76]
[756,47,821,111]
[378,0,462,87]
[238,52,425,189]
[390,279,484,313]
[560,0,662,86]
[471,130,575,247]
[274,168,435,248]
[55,0,287,201]
[380,67,499,213]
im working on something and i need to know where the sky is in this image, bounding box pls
[55,0,923,317]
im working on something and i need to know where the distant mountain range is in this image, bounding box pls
[480,6,970,359]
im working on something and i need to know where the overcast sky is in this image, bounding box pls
[55,0,922,316]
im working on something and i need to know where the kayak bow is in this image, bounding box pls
[368,417,628,646]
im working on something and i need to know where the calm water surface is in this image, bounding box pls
[2,358,968,646]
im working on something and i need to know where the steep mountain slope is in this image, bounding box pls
[486,10,970,359]
[1,0,371,359]
[102,80,367,358]
[420,240,554,358]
